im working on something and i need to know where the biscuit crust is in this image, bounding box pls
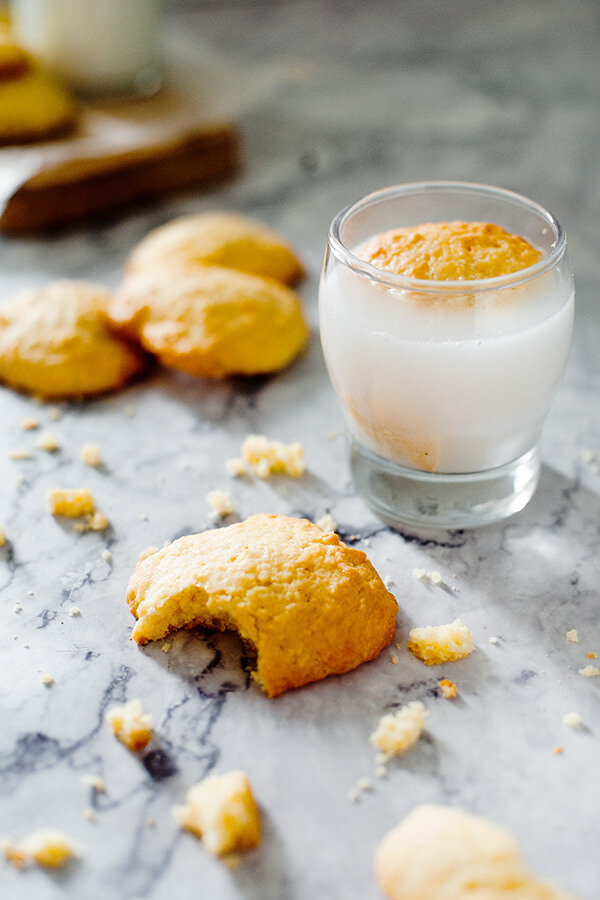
[0,280,145,398]
[125,212,304,285]
[359,221,541,281]
[126,514,398,697]
[110,265,308,379]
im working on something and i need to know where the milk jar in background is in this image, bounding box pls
[318,182,574,529]
[10,0,164,98]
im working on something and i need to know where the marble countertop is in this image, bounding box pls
[1,1,599,898]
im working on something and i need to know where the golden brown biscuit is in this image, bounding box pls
[110,265,308,379]
[125,212,304,285]
[0,67,77,144]
[126,513,398,697]
[0,280,145,398]
[375,805,577,900]
[359,221,541,281]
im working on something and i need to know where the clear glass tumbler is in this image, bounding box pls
[318,181,574,529]
[11,0,164,99]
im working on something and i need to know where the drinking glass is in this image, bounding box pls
[318,181,574,529]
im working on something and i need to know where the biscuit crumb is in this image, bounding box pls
[14,603,22,613]
[347,788,360,803]
[438,679,457,699]
[554,746,564,755]
[241,434,304,478]
[566,629,579,643]
[579,664,600,678]
[2,829,75,869]
[412,567,444,586]
[488,636,500,645]
[375,765,388,779]
[390,654,398,664]
[161,642,172,653]
[316,513,336,532]
[81,774,105,793]
[106,698,152,752]
[20,417,39,430]
[48,407,62,421]
[69,606,81,617]
[46,487,95,517]
[225,457,246,477]
[562,711,582,729]
[207,489,234,518]
[36,432,60,452]
[407,619,473,665]
[0,525,5,547]
[83,807,95,822]
[370,701,428,762]
[587,652,596,659]
[74,511,109,533]
[9,448,32,460]
[356,777,372,792]
[80,444,102,467]
[173,770,261,856]
[101,549,113,564]
[41,673,54,686]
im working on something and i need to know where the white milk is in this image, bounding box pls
[319,255,574,474]
[11,0,163,97]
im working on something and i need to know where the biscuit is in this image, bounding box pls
[110,266,308,379]
[359,221,541,281]
[125,212,304,285]
[0,28,31,81]
[0,280,145,398]
[126,513,398,697]
[375,804,577,900]
[0,67,77,144]
[174,771,261,856]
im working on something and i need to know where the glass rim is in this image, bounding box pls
[328,180,567,294]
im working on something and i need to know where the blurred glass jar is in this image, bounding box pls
[10,0,164,99]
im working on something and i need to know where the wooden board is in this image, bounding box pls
[0,77,241,234]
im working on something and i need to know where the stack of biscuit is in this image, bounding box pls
[0,23,77,145]
[0,211,308,398]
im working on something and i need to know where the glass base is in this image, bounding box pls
[350,439,540,530]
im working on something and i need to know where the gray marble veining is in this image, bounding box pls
[1,1,599,898]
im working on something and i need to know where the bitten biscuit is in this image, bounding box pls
[126,513,398,697]
[174,771,261,856]
[109,266,308,379]
[375,805,578,900]
[359,221,541,281]
[0,280,145,398]
[125,212,304,285]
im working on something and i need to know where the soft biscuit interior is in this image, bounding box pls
[126,514,398,697]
